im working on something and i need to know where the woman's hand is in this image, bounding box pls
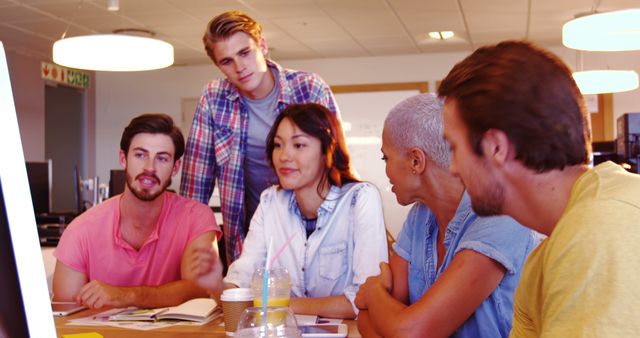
[355,262,393,310]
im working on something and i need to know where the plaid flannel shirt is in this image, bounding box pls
[180,59,339,265]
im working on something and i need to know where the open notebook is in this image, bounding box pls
[108,298,220,322]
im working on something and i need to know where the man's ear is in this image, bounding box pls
[258,37,268,56]
[119,150,127,169]
[409,147,427,174]
[172,159,182,177]
[480,129,512,165]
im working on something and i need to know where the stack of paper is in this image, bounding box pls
[109,298,220,322]
[66,298,221,331]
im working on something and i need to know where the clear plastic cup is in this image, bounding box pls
[235,306,301,338]
[251,267,292,308]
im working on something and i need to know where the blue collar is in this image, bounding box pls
[287,184,348,218]
[425,191,474,241]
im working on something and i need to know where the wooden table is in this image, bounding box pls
[55,309,362,338]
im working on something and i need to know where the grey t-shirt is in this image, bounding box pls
[242,68,280,229]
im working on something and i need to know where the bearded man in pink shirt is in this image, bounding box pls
[52,114,223,309]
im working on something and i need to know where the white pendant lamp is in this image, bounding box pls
[52,0,172,71]
[573,70,639,95]
[563,8,640,51]
[53,30,174,72]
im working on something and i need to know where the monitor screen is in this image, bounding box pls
[109,169,126,198]
[26,160,51,215]
[0,180,29,337]
[0,41,56,337]
[73,165,85,214]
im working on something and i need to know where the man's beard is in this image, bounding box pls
[469,180,505,217]
[125,172,171,202]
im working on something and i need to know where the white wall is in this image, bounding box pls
[95,46,640,217]
[7,49,46,162]
[95,64,221,191]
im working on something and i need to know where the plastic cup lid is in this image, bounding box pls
[221,287,254,301]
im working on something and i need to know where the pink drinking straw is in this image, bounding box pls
[261,233,297,330]
[269,232,297,269]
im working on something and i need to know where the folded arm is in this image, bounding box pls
[359,250,506,338]
[290,295,355,319]
[357,310,383,338]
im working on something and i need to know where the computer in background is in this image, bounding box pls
[0,40,57,337]
[25,160,79,222]
[25,160,52,215]
[73,164,89,214]
[616,112,640,173]
[109,169,126,198]
[25,160,76,245]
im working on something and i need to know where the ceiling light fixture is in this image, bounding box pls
[562,8,640,51]
[53,28,174,72]
[428,31,455,40]
[572,70,639,95]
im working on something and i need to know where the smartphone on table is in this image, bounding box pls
[51,301,87,316]
[299,324,348,338]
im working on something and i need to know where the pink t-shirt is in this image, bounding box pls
[54,192,220,286]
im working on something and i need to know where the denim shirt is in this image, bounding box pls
[225,182,388,313]
[393,193,539,338]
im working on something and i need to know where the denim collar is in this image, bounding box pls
[446,191,473,236]
[287,184,343,218]
[425,191,473,246]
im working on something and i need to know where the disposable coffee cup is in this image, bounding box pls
[221,288,254,336]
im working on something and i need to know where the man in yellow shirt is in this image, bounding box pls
[438,40,640,337]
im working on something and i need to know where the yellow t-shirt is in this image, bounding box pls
[511,162,640,337]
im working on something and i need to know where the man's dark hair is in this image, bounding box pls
[120,113,185,161]
[438,40,591,172]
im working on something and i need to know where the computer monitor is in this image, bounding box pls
[109,169,126,198]
[73,165,86,214]
[615,113,640,174]
[0,181,29,337]
[26,160,52,215]
[0,41,56,337]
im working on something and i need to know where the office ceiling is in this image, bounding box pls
[0,0,638,67]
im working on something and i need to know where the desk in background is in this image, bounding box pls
[55,309,362,338]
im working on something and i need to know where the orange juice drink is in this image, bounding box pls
[253,296,291,308]
[251,267,292,325]
[252,297,291,324]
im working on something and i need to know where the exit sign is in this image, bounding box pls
[41,62,90,89]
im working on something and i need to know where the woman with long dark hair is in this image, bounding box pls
[187,103,388,319]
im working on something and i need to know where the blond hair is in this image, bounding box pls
[203,10,262,63]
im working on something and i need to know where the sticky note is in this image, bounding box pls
[61,333,104,338]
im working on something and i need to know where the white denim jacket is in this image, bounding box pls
[224,182,388,313]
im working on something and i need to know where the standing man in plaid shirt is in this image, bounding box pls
[180,10,340,265]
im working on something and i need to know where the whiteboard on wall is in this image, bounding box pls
[335,89,423,238]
